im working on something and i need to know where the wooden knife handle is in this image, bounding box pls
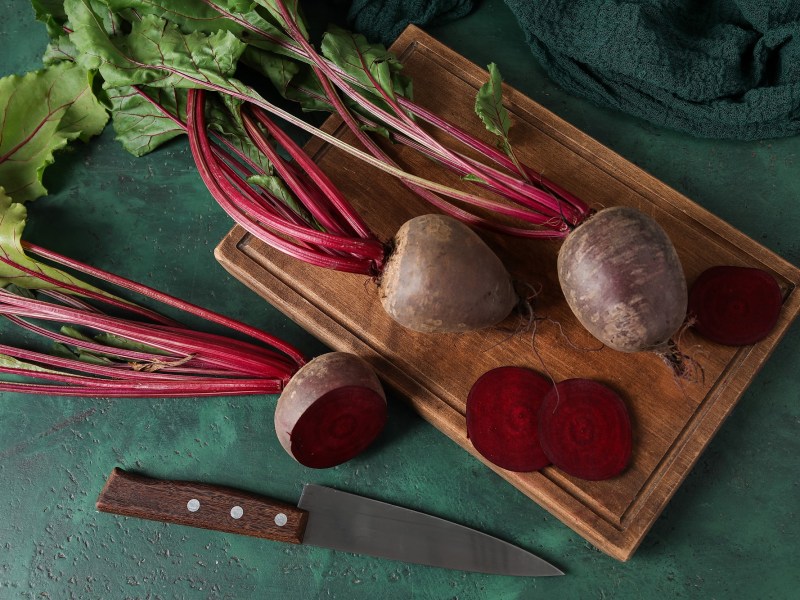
[96,468,308,544]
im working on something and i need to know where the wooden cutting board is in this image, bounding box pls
[215,26,800,561]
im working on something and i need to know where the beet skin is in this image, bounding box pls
[557,206,687,353]
[379,214,518,333]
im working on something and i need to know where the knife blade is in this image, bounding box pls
[96,468,562,577]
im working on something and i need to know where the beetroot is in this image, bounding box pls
[275,352,387,468]
[186,91,523,334]
[538,379,632,481]
[557,207,687,353]
[688,266,782,346]
[466,367,552,472]
[379,214,518,333]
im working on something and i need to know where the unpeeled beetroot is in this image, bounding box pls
[466,367,552,472]
[379,214,518,333]
[275,352,387,468]
[538,379,632,481]
[557,206,687,353]
[688,266,782,346]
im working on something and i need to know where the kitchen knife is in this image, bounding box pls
[96,468,562,577]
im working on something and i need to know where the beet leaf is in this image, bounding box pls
[67,6,246,91]
[107,86,189,157]
[475,63,527,181]
[320,25,413,110]
[0,62,108,202]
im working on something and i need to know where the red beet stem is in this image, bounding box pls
[260,1,586,232]
[1,242,307,398]
[18,243,305,368]
[0,291,286,376]
[466,366,552,472]
[245,107,376,242]
[0,378,282,397]
[185,89,385,276]
[396,99,591,217]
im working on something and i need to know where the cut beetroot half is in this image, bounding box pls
[275,352,387,469]
[286,385,387,469]
[688,266,782,346]
[466,367,552,472]
[538,379,632,481]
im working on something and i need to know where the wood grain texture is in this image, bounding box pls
[214,26,800,561]
[97,468,308,544]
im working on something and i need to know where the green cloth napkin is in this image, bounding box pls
[347,0,475,45]
[503,0,800,140]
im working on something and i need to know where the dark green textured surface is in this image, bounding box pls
[1,0,799,598]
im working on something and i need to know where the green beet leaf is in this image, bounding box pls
[207,94,275,173]
[0,353,69,377]
[51,343,116,366]
[321,25,412,108]
[31,0,70,38]
[253,0,309,42]
[42,33,80,66]
[107,86,189,157]
[53,327,118,366]
[243,47,375,128]
[475,63,512,145]
[44,0,319,221]
[66,0,246,91]
[475,63,528,178]
[102,0,298,55]
[0,62,108,202]
[241,46,302,99]
[241,46,343,115]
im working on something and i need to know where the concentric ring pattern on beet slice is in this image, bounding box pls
[688,265,783,346]
[289,385,388,469]
[538,379,632,481]
[466,366,552,472]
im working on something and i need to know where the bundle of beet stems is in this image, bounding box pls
[40,0,692,363]
[0,197,387,468]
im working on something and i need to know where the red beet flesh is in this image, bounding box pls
[275,352,386,468]
[287,385,387,469]
[688,266,782,346]
[538,379,632,481]
[466,367,552,472]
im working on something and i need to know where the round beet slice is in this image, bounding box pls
[688,266,782,346]
[466,367,552,472]
[538,379,632,481]
[275,353,387,469]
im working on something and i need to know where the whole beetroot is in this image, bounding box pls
[557,206,687,353]
[379,214,518,333]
